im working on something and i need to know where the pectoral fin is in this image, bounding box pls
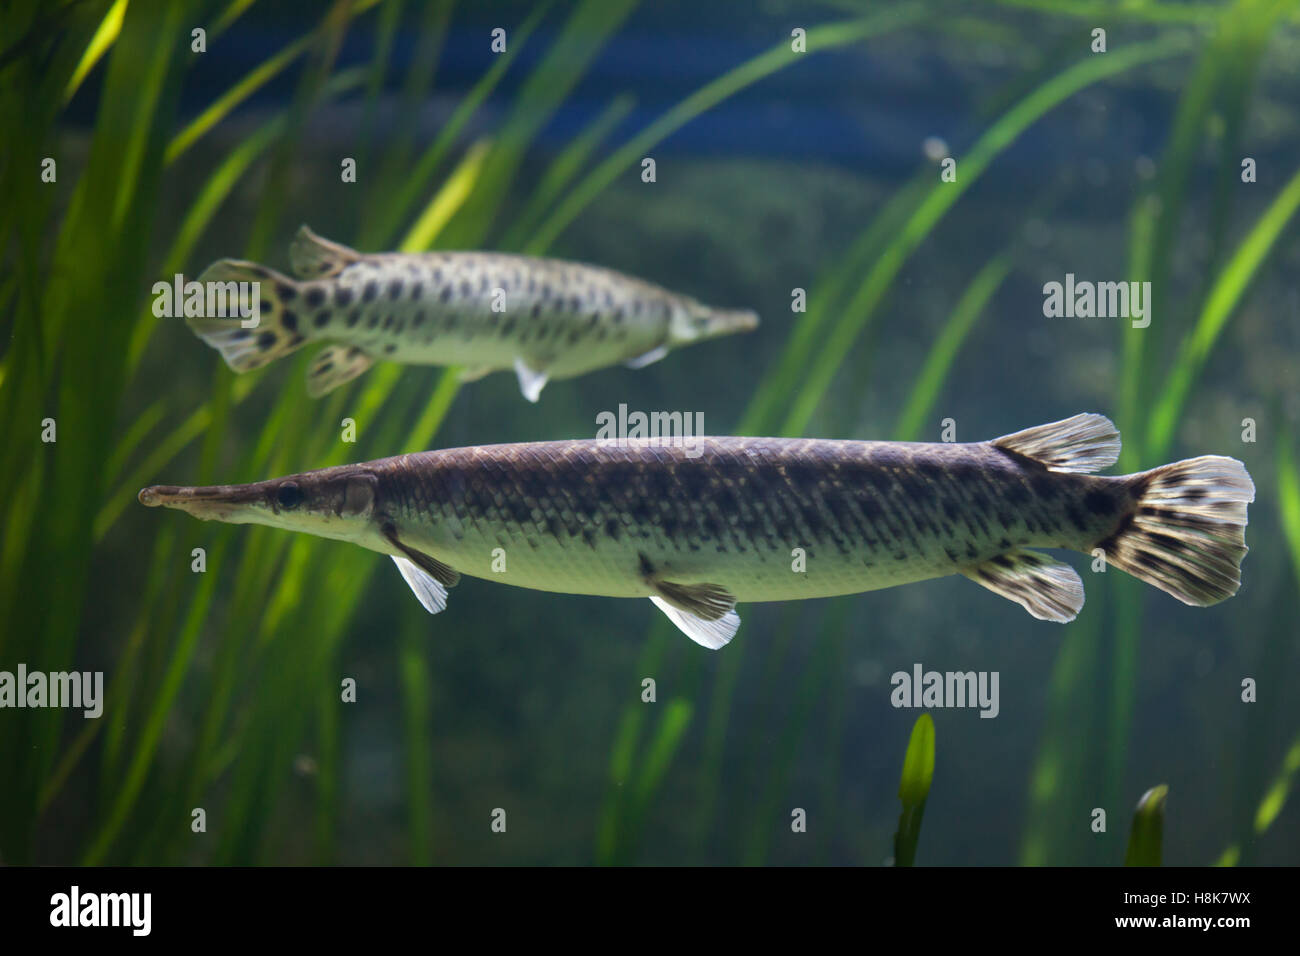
[961,548,1084,622]
[648,580,740,649]
[306,346,374,397]
[513,357,549,403]
[384,526,460,616]
[625,345,669,369]
[392,556,449,614]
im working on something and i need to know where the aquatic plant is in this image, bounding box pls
[0,0,1295,866]
[894,713,935,867]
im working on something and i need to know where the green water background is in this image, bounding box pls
[1,0,1297,865]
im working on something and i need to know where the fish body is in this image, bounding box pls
[187,226,758,401]
[379,438,1115,601]
[140,415,1255,648]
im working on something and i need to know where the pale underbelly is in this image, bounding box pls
[327,323,662,373]
[404,526,974,603]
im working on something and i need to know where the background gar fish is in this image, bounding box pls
[186,226,759,402]
[139,414,1254,649]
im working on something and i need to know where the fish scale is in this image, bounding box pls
[141,414,1256,648]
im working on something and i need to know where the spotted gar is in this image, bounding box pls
[138,414,1254,648]
[185,226,758,402]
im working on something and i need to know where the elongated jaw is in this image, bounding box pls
[138,484,264,522]
[137,485,182,507]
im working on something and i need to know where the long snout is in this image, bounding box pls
[707,307,759,335]
[138,483,265,521]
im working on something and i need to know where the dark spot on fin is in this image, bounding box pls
[960,548,1084,623]
[1096,455,1254,606]
[306,345,374,397]
[186,259,308,372]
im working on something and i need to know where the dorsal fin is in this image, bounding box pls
[991,413,1120,474]
[289,225,361,279]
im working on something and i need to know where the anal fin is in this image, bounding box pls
[648,579,740,649]
[307,346,374,397]
[459,364,495,383]
[961,548,1084,623]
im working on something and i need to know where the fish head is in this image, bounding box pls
[668,300,759,348]
[138,467,380,543]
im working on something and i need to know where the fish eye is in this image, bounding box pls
[277,482,303,509]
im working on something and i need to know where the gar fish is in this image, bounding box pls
[185,226,759,402]
[139,414,1254,648]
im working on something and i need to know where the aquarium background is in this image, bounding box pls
[2,0,1298,866]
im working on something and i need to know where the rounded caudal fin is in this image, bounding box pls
[187,260,307,373]
[1101,456,1256,605]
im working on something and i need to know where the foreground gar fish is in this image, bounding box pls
[139,415,1254,648]
[187,226,758,402]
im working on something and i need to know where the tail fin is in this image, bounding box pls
[187,260,307,372]
[1102,456,1256,606]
